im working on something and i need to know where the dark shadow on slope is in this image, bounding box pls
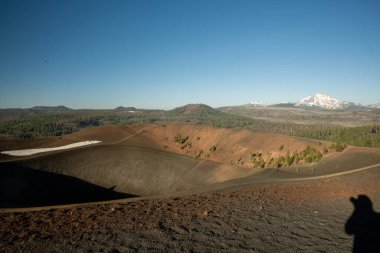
[0,164,137,208]
[345,195,380,253]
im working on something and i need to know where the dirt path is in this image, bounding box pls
[112,125,161,145]
[273,163,380,182]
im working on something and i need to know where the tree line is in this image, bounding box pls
[0,107,379,148]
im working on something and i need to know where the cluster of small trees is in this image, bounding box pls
[174,134,189,144]
[0,118,75,139]
[300,125,380,148]
[329,141,347,152]
[250,146,323,168]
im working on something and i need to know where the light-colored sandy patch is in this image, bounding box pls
[1,140,101,156]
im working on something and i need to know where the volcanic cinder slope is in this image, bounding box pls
[1,124,380,253]
[1,124,380,209]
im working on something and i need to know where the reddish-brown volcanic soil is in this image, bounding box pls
[1,124,380,252]
[0,124,332,166]
[1,167,379,252]
[119,124,332,168]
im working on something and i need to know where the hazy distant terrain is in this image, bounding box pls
[219,93,380,126]
[218,104,380,127]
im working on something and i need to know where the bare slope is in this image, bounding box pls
[119,124,331,168]
[15,145,253,197]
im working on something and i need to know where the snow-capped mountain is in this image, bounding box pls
[295,93,367,110]
[296,93,344,109]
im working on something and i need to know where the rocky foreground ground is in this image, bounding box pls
[1,167,380,253]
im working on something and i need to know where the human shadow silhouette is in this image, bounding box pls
[345,195,380,253]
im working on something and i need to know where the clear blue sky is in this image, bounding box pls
[1,0,379,109]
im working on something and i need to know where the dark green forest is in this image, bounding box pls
[0,105,379,148]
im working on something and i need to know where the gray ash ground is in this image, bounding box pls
[1,168,380,253]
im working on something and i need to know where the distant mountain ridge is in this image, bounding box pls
[295,93,368,110]
[1,95,379,114]
[0,106,72,123]
[169,104,221,116]
[237,93,375,110]
[114,106,137,111]
[238,93,374,110]
[31,106,71,111]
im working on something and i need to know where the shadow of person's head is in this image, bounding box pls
[346,195,380,253]
[350,195,373,213]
